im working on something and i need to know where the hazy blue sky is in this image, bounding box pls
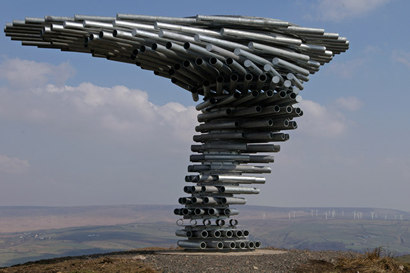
[1,0,409,211]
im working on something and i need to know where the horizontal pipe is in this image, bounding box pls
[193,132,244,142]
[207,241,224,249]
[221,197,246,205]
[221,28,301,46]
[220,186,260,194]
[195,121,238,132]
[187,174,265,184]
[177,240,207,249]
[194,34,248,50]
[196,15,289,28]
[175,230,188,237]
[188,165,271,174]
[201,186,219,193]
[197,108,232,122]
[190,154,274,163]
[249,42,310,62]
[224,208,239,216]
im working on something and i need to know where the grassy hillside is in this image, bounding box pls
[0,205,408,267]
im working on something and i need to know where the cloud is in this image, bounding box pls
[326,58,365,78]
[0,58,75,88]
[298,100,347,137]
[0,59,197,145]
[392,50,410,68]
[0,154,30,174]
[312,0,391,21]
[335,96,362,111]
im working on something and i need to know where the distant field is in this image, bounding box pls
[0,205,408,267]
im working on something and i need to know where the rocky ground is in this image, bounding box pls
[0,247,408,273]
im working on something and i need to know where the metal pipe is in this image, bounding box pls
[216,175,266,184]
[211,230,222,238]
[287,73,304,90]
[249,42,310,62]
[231,90,258,106]
[197,108,232,122]
[154,21,220,37]
[117,14,197,24]
[207,241,224,249]
[225,58,247,76]
[272,57,310,76]
[175,230,188,237]
[159,29,196,43]
[224,241,236,249]
[235,48,271,68]
[201,186,219,193]
[244,59,263,76]
[221,197,246,205]
[194,34,248,50]
[209,57,231,75]
[207,44,240,61]
[188,164,271,174]
[114,20,155,31]
[177,240,207,249]
[221,28,301,46]
[224,208,239,216]
[229,74,239,92]
[196,15,289,28]
[195,121,238,132]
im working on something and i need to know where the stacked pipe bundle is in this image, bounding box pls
[5,14,349,251]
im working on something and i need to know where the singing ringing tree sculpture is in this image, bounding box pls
[5,14,348,251]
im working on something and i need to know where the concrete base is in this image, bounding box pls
[157,249,287,256]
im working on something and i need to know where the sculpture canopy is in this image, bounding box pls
[4,14,348,99]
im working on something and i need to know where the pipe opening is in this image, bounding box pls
[268,120,273,126]
[98,31,104,38]
[112,30,118,37]
[245,73,253,81]
[259,74,267,81]
[195,58,203,65]
[183,60,190,67]
[165,42,172,49]
[183,42,190,49]
[209,57,217,65]
[151,43,157,50]
[140,45,146,52]
[226,58,233,65]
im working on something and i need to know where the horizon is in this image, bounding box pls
[1,0,409,211]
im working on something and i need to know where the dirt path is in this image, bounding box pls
[0,248,358,273]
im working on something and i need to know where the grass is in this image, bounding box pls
[295,248,409,272]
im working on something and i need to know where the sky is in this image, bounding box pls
[0,0,409,211]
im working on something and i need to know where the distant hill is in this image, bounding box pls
[0,205,409,267]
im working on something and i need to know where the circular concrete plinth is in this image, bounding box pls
[157,249,287,256]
